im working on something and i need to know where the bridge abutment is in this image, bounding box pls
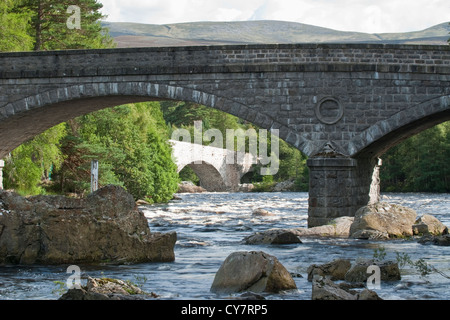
[307,157,382,227]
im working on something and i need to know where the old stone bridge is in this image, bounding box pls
[170,139,256,192]
[0,43,449,227]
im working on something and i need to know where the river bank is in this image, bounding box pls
[0,192,449,300]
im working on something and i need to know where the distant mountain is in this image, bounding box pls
[101,20,450,48]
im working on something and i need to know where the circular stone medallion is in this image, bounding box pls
[315,97,344,125]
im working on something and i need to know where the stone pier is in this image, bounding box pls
[307,157,382,227]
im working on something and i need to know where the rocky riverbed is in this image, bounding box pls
[0,191,448,300]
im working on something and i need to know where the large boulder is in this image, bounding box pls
[0,185,176,265]
[413,214,448,236]
[210,251,297,294]
[350,203,417,239]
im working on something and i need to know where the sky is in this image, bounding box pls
[99,0,450,34]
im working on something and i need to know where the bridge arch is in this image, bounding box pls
[350,95,450,158]
[178,162,227,192]
[0,81,301,159]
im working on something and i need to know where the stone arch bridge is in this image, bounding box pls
[170,139,256,192]
[0,43,449,226]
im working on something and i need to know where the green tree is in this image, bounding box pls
[4,124,67,195]
[0,0,33,51]
[14,0,114,50]
[56,103,179,201]
[381,122,450,192]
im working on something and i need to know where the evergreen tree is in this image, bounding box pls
[14,0,114,50]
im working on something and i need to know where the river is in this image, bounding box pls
[0,192,449,300]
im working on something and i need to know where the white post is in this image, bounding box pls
[91,160,98,193]
[0,160,4,190]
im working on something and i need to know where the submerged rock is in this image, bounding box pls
[252,208,275,216]
[0,185,176,265]
[210,251,297,294]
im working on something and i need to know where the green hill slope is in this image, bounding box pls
[102,20,450,47]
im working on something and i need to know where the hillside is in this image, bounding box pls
[102,20,450,48]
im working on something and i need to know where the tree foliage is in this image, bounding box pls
[381,122,450,193]
[54,103,179,201]
[3,124,67,195]
[0,0,33,51]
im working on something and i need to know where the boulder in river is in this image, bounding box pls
[243,216,354,244]
[311,276,382,300]
[243,229,302,245]
[59,277,158,300]
[418,234,450,246]
[307,259,352,281]
[344,259,401,283]
[177,181,206,193]
[210,251,297,294]
[413,214,448,236]
[350,202,417,239]
[0,185,176,265]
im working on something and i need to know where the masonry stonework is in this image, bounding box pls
[0,43,449,226]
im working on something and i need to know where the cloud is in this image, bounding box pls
[99,0,450,33]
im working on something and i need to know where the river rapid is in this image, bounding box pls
[0,192,449,300]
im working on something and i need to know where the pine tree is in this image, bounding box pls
[14,0,114,50]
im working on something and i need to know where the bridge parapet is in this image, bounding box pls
[0,44,448,80]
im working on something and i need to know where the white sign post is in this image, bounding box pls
[91,160,98,193]
[0,160,4,190]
